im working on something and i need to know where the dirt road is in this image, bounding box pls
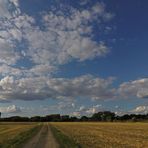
[23,123,59,148]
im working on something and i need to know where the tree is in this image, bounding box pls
[80,116,89,121]
[46,114,61,122]
[61,115,70,121]
[30,116,41,122]
[91,111,115,121]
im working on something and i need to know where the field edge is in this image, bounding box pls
[0,124,41,148]
[50,124,81,148]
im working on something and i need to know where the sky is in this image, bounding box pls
[0,0,148,117]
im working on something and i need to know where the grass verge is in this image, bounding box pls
[50,125,81,148]
[0,124,41,148]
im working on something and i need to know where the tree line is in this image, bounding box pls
[0,111,148,122]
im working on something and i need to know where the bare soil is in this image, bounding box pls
[23,123,59,148]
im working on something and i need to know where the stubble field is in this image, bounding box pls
[0,122,39,147]
[51,122,148,148]
[0,122,148,148]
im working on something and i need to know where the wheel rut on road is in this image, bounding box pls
[23,123,59,148]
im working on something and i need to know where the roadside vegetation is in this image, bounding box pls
[50,125,81,148]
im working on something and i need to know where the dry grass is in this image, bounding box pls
[0,122,38,146]
[51,122,148,148]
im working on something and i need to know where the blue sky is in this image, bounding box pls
[0,0,148,117]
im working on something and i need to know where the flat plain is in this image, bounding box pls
[0,122,59,148]
[0,122,148,148]
[0,122,39,147]
[51,122,148,148]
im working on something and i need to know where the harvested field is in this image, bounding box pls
[0,122,39,147]
[51,122,148,148]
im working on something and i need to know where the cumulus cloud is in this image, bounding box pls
[24,2,112,66]
[0,64,56,78]
[0,0,113,77]
[115,105,148,115]
[0,105,21,113]
[118,78,148,99]
[131,105,148,114]
[86,104,103,114]
[0,0,21,65]
[0,0,116,103]
[72,104,148,117]
[29,64,57,77]
[72,104,103,116]
[0,39,20,65]
[0,0,12,18]
[0,75,116,101]
[0,64,22,76]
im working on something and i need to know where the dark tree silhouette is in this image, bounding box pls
[0,111,148,122]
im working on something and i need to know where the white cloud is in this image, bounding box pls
[118,78,148,99]
[131,105,148,114]
[72,104,103,116]
[72,105,148,117]
[0,76,15,90]
[0,0,116,104]
[0,63,56,78]
[23,1,112,66]
[0,38,20,65]
[0,0,22,65]
[0,0,11,18]
[29,64,57,76]
[0,105,21,113]
[86,104,103,114]
[0,64,22,76]
[0,0,113,80]
[0,75,116,101]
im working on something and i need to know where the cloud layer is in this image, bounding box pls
[0,105,21,113]
[0,0,118,102]
[0,75,115,101]
[0,0,147,104]
[0,0,112,77]
[118,78,148,99]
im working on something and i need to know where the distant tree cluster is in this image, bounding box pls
[0,111,148,122]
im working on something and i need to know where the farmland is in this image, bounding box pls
[0,122,148,148]
[0,122,59,148]
[0,122,39,147]
[51,122,148,148]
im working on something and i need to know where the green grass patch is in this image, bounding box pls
[0,124,41,148]
[50,125,81,148]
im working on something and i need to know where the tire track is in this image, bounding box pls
[23,123,59,148]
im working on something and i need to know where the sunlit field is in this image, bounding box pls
[0,122,39,147]
[51,122,148,148]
